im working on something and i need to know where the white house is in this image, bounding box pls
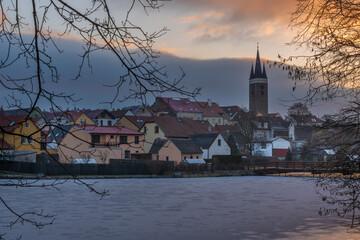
[191,133,231,159]
[253,137,291,160]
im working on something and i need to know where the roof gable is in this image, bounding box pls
[149,138,168,154]
[191,133,220,149]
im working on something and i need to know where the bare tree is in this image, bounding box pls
[235,110,257,156]
[287,102,311,125]
[286,0,360,229]
[0,0,199,237]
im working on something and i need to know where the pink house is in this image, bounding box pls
[58,125,144,164]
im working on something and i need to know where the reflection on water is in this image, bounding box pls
[0,176,357,239]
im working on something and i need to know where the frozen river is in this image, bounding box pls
[0,176,357,240]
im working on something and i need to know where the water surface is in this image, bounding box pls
[0,176,356,239]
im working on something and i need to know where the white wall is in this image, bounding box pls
[253,143,272,157]
[208,134,231,159]
[272,138,291,150]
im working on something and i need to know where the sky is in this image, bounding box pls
[120,0,300,60]
[0,0,341,116]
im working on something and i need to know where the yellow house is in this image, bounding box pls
[0,115,42,154]
[139,116,211,153]
[149,138,202,164]
[66,111,95,125]
[139,121,166,153]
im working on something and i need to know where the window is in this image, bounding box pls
[28,136,33,144]
[157,155,159,160]
[212,119,215,124]
[261,143,267,149]
[154,126,159,134]
[92,135,100,143]
[144,126,147,134]
[218,119,221,124]
[184,156,186,160]
[135,136,139,144]
[21,136,27,144]
[218,139,221,146]
[166,156,169,161]
[100,120,103,126]
[196,156,199,159]
[261,91,264,96]
[120,136,127,144]
[110,135,114,139]
[25,122,30,128]
[108,120,112,126]
[124,150,130,159]
[190,155,193,159]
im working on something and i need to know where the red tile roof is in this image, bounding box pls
[44,110,89,122]
[123,116,154,129]
[159,97,202,113]
[194,101,225,117]
[76,125,142,135]
[213,124,240,133]
[148,117,211,138]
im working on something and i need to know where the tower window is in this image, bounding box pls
[260,85,264,89]
[251,91,255,96]
[261,91,264,96]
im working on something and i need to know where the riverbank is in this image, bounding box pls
[267,172,360,178]
[0,170,253,179]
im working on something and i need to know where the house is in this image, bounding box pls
[253,137,291,160]
[152,97,228,126]
[0,115,43,154]
[258,114,290,138]
[86,109,116,126]
[149,138,202,164]
[193,100,227,126]
[221,105,246,125]
[152,97,203,120]
[45,125,74,154]
[122,105,153,117]
[139,116,212,153]
[44,110,95,126]
[286,114,324,126]
[58,125,144,163]
[191,133,230,159]
[0,107,45,119]
[288,124,314,160]
[116,116,154,131]
[109,109,134,119]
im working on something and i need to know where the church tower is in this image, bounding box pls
[249,45,268,114]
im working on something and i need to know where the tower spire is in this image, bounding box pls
[250,63,255,79]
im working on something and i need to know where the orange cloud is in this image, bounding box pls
[177,11,224,24]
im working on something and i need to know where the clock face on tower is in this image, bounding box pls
[249,46,268,115]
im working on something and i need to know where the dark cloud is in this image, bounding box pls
[0,37,338,116]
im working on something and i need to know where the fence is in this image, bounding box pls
[0,159,174,176]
